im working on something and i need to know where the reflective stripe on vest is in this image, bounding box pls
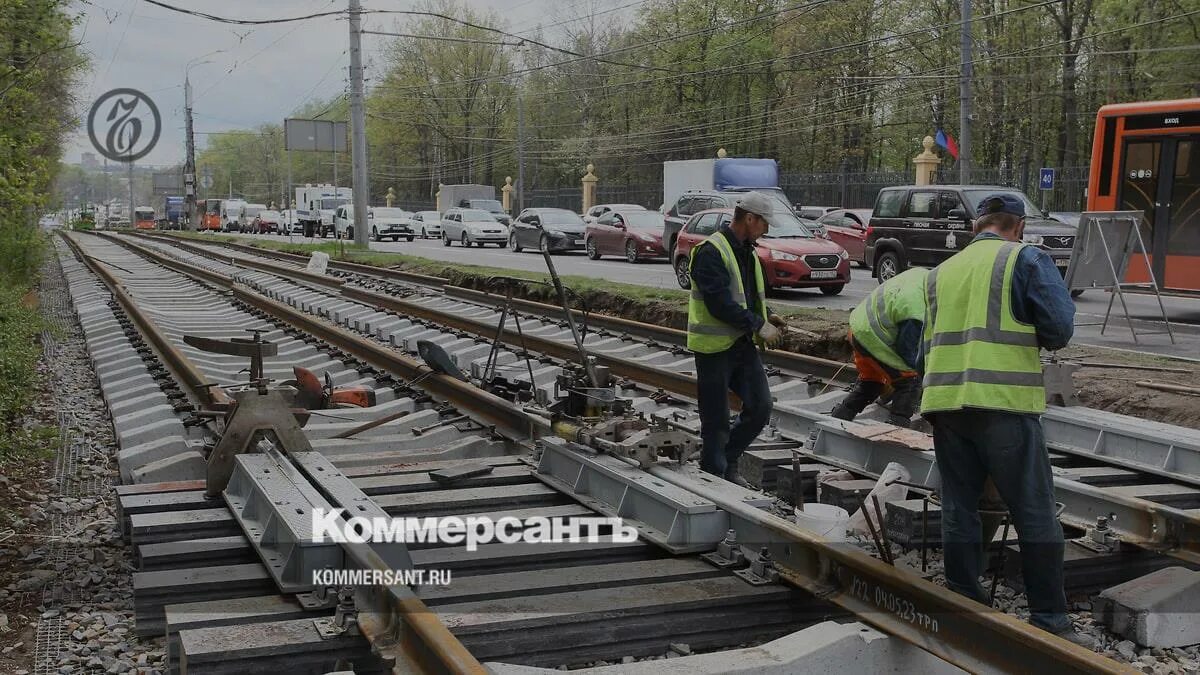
[920,239,1044,415]
[686,231,768,353]
[848,267,927,372]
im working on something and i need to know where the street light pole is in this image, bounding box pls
[958,0,973,184]
[348,0,370,246]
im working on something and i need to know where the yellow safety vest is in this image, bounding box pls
[848,267,928,372]
[920,239,1044,415]
[686,231,769,353]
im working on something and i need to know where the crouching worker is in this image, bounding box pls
[831,267,928,427]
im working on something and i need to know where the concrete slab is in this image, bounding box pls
[132,449,207,484]
[118,436,194,482]
[116,417,189,450]
[1097,566,1200,648]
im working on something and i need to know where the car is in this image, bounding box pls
[673,207,851,295]
[663,189,805,258]
[279,209,304,235]
[1048,211,1082,227]
[412,211,442,239]
[796,205,839,220]
[582,203,646,224]
[865,185,1078,283]
[239,204,267,232]
[509,208,587,253]
[370,207,416,241]
[585,209,667,262]
[817,208,872,267]
[441,208,509,247]
[253,209,282,234]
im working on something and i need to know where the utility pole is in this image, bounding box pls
[127,159,134,223]
[348,0,370,246]
[958,0,973,184]
[516,92,525,213]
[184,75,197,230]
[514,45,527,213]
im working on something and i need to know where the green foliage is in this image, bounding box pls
[193,0,1200,200]
[0,284,45,445]
[0,0,85,457]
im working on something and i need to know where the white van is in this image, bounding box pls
[220,199,248,232]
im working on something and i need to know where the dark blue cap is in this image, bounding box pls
[976,193,1025,218]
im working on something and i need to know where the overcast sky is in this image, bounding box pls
[66,0,611,167]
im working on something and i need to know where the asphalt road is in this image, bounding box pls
[231,231,1200,361]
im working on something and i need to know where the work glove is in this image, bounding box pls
[757,321,782,347]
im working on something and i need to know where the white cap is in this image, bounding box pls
[736,191,775,224]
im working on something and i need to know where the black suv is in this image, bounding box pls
[865,185,1077,282]
[663,188,824,256]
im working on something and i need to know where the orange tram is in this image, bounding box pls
[1087,98,1200,293]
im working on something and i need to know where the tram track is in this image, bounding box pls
[53,229,1167,673]
[124,231,1200,565]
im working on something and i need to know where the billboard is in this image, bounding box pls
[284,118,348,153]
[152,171,184,195]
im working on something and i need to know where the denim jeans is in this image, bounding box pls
[929,409,1070,632]
[694,338,773,476]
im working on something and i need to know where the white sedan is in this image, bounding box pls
[441,208,509,247]
[370,207,416,241]
[412,211,442,239]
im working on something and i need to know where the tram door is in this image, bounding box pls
[1120,136,1200,290]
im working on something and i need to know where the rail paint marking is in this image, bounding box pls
[848,573,939,633]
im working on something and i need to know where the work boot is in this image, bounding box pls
[1050,626,1097,651]
[885,413,912,428]
[723,470,754,489]
[831,380,884,422]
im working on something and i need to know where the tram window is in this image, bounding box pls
[1121,141,1160,240]
[1168,140,1200,256]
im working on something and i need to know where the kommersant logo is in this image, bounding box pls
[311,509,638,552]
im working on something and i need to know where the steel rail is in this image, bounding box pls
[107,231,1200,565]
[141,231,447,287]
[640,460,1133,675]
[73,234,488,675]
[61,232,231,407]
[103,232,1135,674]
[145,233,1200,500]
[145,232,858,382]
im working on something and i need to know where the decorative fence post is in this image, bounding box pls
[386,187,396,207]
[502,176,514,213]
[581,164,598,213]
[913,136,941,186]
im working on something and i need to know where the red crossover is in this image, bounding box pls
[673,208,851,295]
[585,209,668,262]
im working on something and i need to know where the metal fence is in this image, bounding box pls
[526,187,583,210]
[779,170,911,209]
[506,164,1091,214]
[948,165,1090,213]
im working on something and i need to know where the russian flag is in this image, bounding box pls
[935,129,959,160]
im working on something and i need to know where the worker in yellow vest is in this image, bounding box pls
[687,192,785,488]
[921,193,1091,648]
[832,267,928,427]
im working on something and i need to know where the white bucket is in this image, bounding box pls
[306,251,330,275]
[794,503,850,542]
